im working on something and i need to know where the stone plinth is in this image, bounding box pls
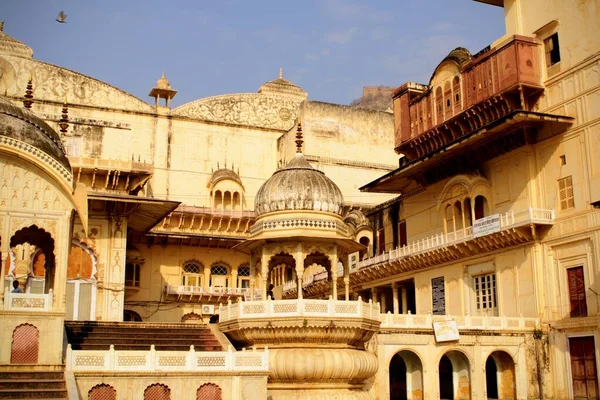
[218,298,380,399]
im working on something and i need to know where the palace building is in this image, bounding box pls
[0,0,599,399]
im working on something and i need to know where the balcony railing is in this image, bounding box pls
[219,297,380,323]
[380,312,539,332]
[65,344,269,373]
[282,271,328,292]
[358,207,554,270]
[3,289,53,311]
[166,285,260,298]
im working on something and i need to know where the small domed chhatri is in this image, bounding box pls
[254,122,344,217]
[0,21,34,58]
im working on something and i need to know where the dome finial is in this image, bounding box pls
[295,122,303,154]
[59,97,69,134]
[23,74,33,109]
[279,68,283,79]
[0,20,4,32]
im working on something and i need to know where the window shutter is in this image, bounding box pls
[568,267,587,317]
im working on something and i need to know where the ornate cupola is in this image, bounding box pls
[148,72,177,108]
[254,122,344,217]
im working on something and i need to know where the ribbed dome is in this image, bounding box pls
[0,26,33,58]
[254,153,344,217]
[0,96,70,171]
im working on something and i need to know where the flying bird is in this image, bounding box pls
[56,11,67,23]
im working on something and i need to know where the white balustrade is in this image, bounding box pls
[65,344,269,373]
[3,289,53,311]
[218,297,380,322]
[357,206,554,270]
[379,312,539,331]
[166,285,261,298]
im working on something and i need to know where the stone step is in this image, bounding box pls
[70,343,223,351]
[67,330,215,339]
[0,388,67,399]
[0,380,65,390]
[0,372,64,381]
[68,337,221,345]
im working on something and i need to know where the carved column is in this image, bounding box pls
[392,282,399,314]
[371,287,378,305]
[330,245,338,300]
[51,213,72,313]
[380,292,386,313]
[343,251,350,300]
[295,242,304,300]
[102,217,127,321]
[261,247,270,300]
[401,286,408,314]
[0,214,8,303]
[230,268,238,289]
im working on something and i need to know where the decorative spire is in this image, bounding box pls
[279,68,283,79]
[295,122,303,153]
[0,20,4,32]
[58,96,69,134]
[23,75,33,109]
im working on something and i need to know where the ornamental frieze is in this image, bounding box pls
[173,93,302,131]
[5,56,154,113]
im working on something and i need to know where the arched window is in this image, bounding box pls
[123,309,142,322]
[66,242,97,321]
[182,260,203,287]
[210,264,228,288]
[88,384,117,400]
[238,265,250,289]
[144,383,170,400]
[196,383,222,400]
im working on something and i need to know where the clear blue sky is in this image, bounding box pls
[1,0,505,107]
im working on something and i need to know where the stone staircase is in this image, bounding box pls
[0,368,67,399]
[65,321,224,351]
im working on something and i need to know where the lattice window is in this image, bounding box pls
[197,383,222,400]
[211,265,228,275]
[88,384,116,400]
[558,176,574,210]
[144,383,171,400]
[11,324,39,364]
[182,261,203,287]
[474,273,497,314]
[238,265,250,276]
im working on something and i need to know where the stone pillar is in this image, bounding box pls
[0,252,7,305]
[0,214,8,304]
[295,242,304,300]
[51,213,72,313]
[392,283,399,314]
[261,248,270,300]
[401,287,408,314]
[230,268,238,289]
[380,292,386,313]
[249,256,256,299]
[330,245,338,300]
[102,216,127,321]
[371,287,378,305]
[344,277,350,301]
[204,267,211,289]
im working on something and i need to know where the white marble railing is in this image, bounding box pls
[282,271,328,292]
[3,289,53,311]
[166,285,261,298]
[65,344,269,373]
[379,312,539,331]
[358,207,554,270]
[219,297,380,322]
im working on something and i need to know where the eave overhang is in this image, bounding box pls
[360,110,574,194]
[87,192,180,232]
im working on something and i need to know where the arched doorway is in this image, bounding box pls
[123,310,142,322]
[390,350,423,400]
[9,225,55,294]
[485,351,516,399]
[11,324,39,364]
[439,351,471,400]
